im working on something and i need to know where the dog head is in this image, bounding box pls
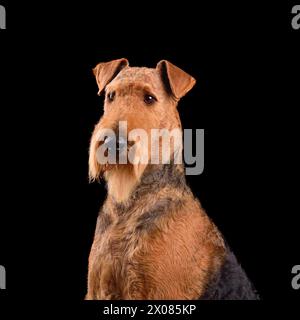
[89,58,196,202]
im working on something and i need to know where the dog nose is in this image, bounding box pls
[104,136,127,151]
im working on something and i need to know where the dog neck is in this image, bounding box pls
[105,163,187,205]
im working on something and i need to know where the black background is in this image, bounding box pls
[0,1,299,317]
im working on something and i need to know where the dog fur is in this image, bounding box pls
[86,58,259,300]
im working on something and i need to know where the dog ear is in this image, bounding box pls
[156,60,196,100]
[93,58,129,95]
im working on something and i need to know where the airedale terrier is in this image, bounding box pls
[86,58,259,300]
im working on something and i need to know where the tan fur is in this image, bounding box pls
[86,59,226,300]
[89,62,182,201]
[105,165,139,203]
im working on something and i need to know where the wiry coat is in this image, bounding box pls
[87,164,224,299]
[86,58,259,300]
[87,164,258,300]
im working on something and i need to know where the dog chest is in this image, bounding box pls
[89,214,149,299]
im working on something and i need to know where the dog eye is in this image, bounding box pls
[107,91,115,102]
[144,94,156,105]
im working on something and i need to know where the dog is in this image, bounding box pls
[86,58,259,300]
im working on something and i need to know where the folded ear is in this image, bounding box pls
[93,58,129,95]
[156,60,196,100]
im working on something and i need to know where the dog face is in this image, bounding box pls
[89,58,196,202]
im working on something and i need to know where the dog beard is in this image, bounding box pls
[89,137,148,202]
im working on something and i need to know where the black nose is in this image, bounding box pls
[104,136,127,151]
